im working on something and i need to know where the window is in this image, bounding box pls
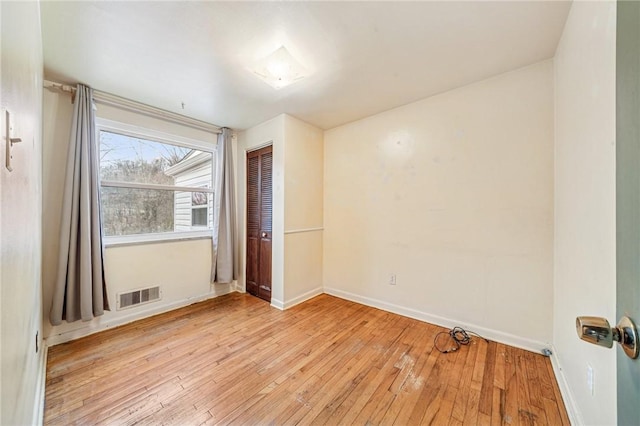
[97,119,215,244]
[191,190,208,227]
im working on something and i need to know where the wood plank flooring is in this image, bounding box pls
[44,293,570,425]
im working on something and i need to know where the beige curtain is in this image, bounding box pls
[50,84,109,325]
[211,128,238,283]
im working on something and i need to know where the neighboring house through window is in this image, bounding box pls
[164,151,214,231]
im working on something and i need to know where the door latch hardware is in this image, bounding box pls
[576,315,639,359]
[4,109,22,172]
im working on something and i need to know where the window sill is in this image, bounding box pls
[104,231,212,248]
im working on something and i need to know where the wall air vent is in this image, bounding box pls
[116,286,161,310]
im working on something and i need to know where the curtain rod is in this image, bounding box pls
[43,80,223,134]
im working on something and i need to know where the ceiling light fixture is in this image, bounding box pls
[250,46,307,90]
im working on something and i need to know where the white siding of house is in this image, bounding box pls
[174,160,215,231]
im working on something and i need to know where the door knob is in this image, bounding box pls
[576,315,639,359]
[261,232,267,238]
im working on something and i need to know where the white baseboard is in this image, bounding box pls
[283,287,324,310]
[231,280,245,293]
[210,282,233,297]
[324,287,549,354]
[270,287,323,311]
[45,287,235,347]
[270,298,284,310]
[549,345,582,425]
[33,344,48,426]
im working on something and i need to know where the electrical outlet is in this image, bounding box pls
[587,364,594,396]
[389,274,397,285]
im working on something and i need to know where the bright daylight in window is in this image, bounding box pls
[99,126,215,243]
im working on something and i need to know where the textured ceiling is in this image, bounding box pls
[41,1,571,130]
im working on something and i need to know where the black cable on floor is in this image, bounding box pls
[433,326,489,354]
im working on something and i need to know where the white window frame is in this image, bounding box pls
[96,118,216,246]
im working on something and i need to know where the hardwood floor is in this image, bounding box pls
[44,293,569,425]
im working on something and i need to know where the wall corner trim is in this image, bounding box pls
[549,345,583,426]
[271,287,323,311]
[283,287,324,310]
[34,345,48,426]
[231,281,244,293]
[270,299,285,310]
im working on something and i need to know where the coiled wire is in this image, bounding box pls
[433,326,489,353]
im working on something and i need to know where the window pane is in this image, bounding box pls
[192,208,208,227]
[101,187,214,236]
[101,187,175,236]
[99,130,213,187]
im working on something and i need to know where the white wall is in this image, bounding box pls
[41,88,73,339]
[324,61,554,349]
[283,115,324,306]
[237,114,324,309]
[237,115,286,305]
[553,1,617,424]
[0,1,46,424]
[42,89,230,345]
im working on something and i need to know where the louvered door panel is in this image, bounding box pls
[246,146,272,302]
[258,151,273,301]
[260,152,273,233]
[245,155,260,296]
